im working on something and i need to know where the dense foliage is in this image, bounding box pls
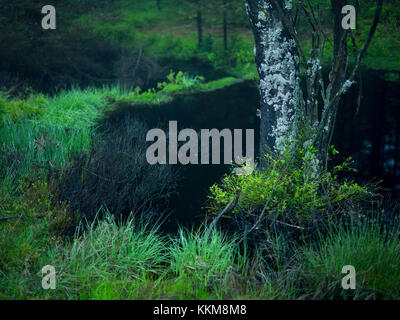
[1,0,399,92]
[209,147,375,228]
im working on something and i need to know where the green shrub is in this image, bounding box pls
[158,71,205,93]
[208,147,375,227]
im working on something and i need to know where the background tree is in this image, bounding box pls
[184,0,204,48]
[196,0,203,48]
[223,0,228,50]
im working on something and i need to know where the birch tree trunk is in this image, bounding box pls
[246,0,300,156]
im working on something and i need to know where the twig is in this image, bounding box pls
[273,219,305,230]
[0,215,22,221]
[0,213,45,221]
[204,189,241,239]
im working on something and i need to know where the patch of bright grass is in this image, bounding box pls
[198,77,242,91]
[168,227,243,299]
[0,86,132,180]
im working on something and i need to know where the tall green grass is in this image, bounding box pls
[1,206,399,299]
[300,217,400,299]
[53,213,167,299]
[0,118,93,178]
[0,75,242,187]
[0,86,129,181]
[48,215,251,299]
[167,227,246,299]
[38,88,109,128]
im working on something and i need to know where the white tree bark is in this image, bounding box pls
[246,0,300,155]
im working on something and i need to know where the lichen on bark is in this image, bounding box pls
[246,0,300,155]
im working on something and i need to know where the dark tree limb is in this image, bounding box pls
[204,189,241,239]
[314,0,383,156]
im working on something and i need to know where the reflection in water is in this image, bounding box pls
[334,70,400,197]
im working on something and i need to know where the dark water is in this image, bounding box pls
[333,71,400,198]
[106,72,400,230]
[105,80,260,231]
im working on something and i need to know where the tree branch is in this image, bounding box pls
[314,0,383,147]
[204,189,241,239]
